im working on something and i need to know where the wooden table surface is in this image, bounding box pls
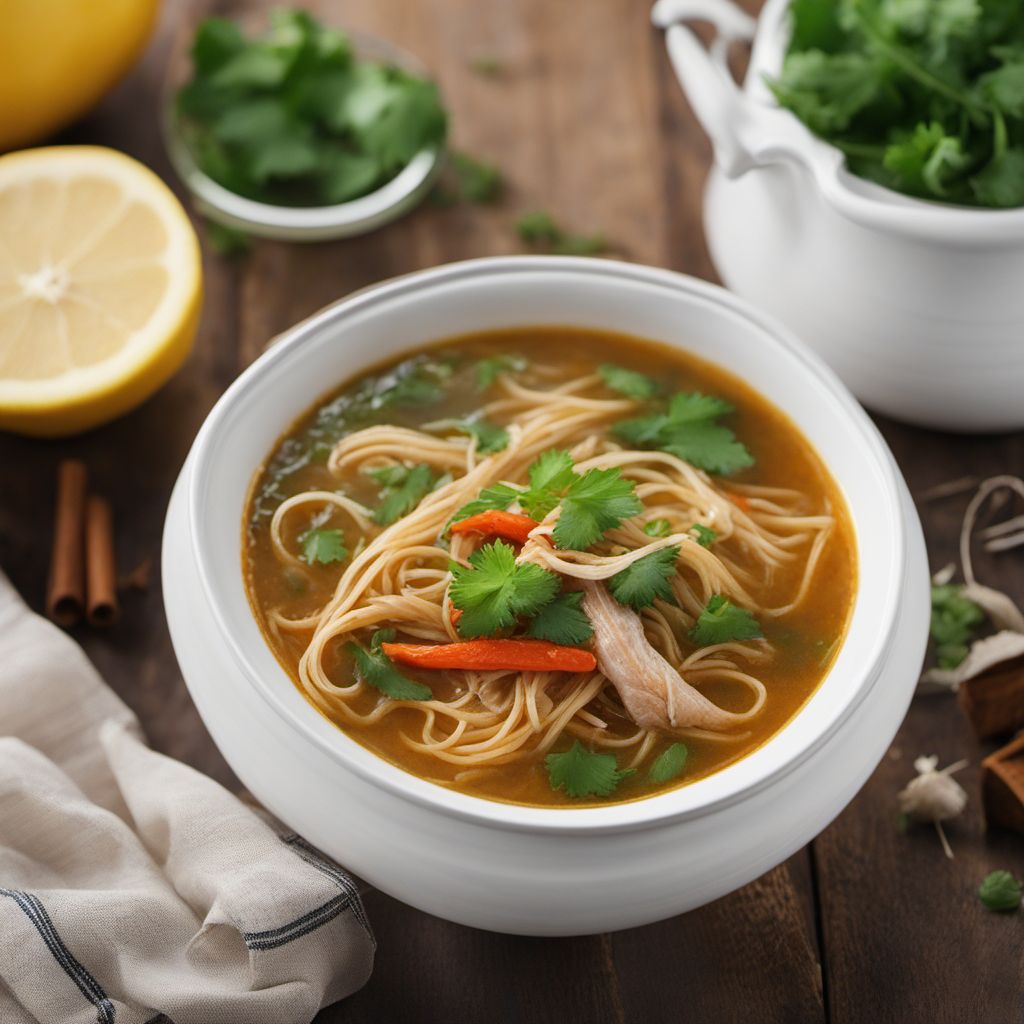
[2,1,1023,1021]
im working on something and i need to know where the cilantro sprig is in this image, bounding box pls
[347,629,432,700]
[608,545,679,610]
[768,0,1024,208]
[598,364,658,400]
[299,526,348,565]
[446,416,509,454]
[931,583,985,669]
[449,540,560,638]
[545,741,635,798]
[178,10,447,208]
[614,393,754,475]
[689,595,763,646]
[367,463,437,526]
[525,592,594,646]
[648,742,689,784]
[475,353,527,390]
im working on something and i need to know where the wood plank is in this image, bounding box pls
[813,417,1024,1023]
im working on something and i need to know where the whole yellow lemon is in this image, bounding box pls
[0,1,159,151]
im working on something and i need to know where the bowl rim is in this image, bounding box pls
[185,256,908,834]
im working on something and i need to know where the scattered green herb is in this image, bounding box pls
[691,524,717,548]
[476,353,527,390]
[450,150,503,203]
[469,55,503,77]
[368,463,437,525]
[648,742,689,783]
[518,449,578,519]
[545,740,635,798]
[299,526,348,565]
[450,482,521,525]
[689,594,763,646]
[768,0,1024,207]
[931,583,985,668]
[516,209,607,255]
[643,518,673,538]
[598,363,658,400]
[449,540,561,637]
[446,416,510,453]
[178,9,447,207]
[348,628,432,700]
[979,870,1022,912]
[205,219,251,256]
[614,392,754,475]
[552,467,643,551]
[525,591,594,646]
[608,545,680,610]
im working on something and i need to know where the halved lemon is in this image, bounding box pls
[0,146,202,437]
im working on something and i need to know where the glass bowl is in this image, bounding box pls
[160,18,445,242]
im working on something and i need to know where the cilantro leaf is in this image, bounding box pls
[598,364,658,399]
[545,740,635,798]
[447,416,509,453]
[689,595,763,646]
[552,467,643,551]
[691,524,717,548]
[648,742,689,783]
[525,592,594,645]
[476,353,526,390]
[614,392,753,475]
[972,148,1024,208]
[519,449,577,519]
[449,540,560,637]
[368,463,437,525]
[608,545,679,610]
[450,483,520,524]
[979,870,1022,912]
[931,583,985,668]
[450,151,503,203]
[516,210,607,255]
[347,629,432,700]
[299,527,348,565]
[643,518,672,538]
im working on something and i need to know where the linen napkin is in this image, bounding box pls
[0,570,374,1024]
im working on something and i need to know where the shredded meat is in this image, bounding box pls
[579,580,750,733]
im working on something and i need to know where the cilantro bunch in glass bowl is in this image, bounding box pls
[163,9,447,240]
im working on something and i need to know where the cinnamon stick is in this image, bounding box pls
[981,732,1024,835]
[957,654,1024,739]
[85,496,119,627]
[46,459,87,627]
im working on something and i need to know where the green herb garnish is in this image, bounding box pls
[931,583,985,668]
[691,524,717,548]
[446,416,509,453]
[476,353,527,390]
[450,151,503,203]
[450,483,521,525]
[598,364,658,400]
[643,518,673,538]
[545,740,635,798]
[648,742,689,783]
[608,545,680,610]
[516,210,607,255]
[368,463,437,525]
[525,592,594,646]
[347,629,432,700]
[614,392,754,475]
[178,9,447,207]
[449,540,561,638]
[299,526,348,565]
[979,870,1022,912]
[689,595,763,646]
[205,219,251,256]
[552,467,643,551]
[768,0,1024,207]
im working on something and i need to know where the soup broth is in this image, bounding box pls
[244,327,856,807]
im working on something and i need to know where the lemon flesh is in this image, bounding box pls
[0,147,202,437]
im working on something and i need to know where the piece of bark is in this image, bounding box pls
[46,459,87,626]
[981,732,1024,835]
[957,654,1024,739]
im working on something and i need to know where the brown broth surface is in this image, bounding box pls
[244,327,857,806]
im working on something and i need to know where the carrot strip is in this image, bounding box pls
[450,510,539,545]
[382,639,596,673]
[724,491,750,511]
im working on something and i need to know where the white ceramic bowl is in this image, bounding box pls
[162,257,928,935]
[654,0,1024,433]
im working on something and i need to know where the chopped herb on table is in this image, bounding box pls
[768,0,1024,208]
[978,870,1022,913]
[930,583,985,668]
[516,210,608,256]
[177,9,447,207]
